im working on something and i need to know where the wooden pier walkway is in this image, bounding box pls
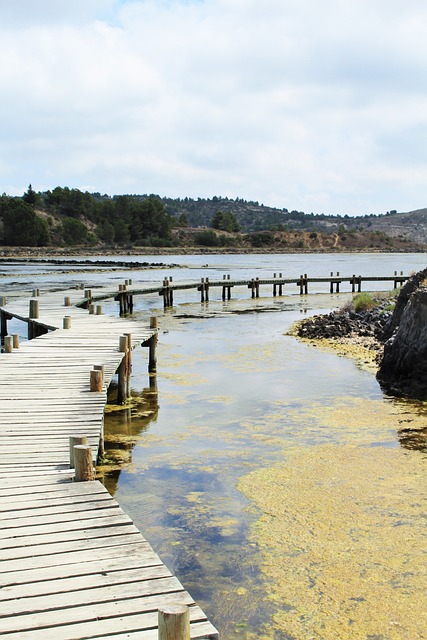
[74,272,408,313]
[0,291,219,639]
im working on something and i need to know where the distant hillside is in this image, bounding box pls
[163,197,427,245]
[0,186,426,252]
[367,209,427,244]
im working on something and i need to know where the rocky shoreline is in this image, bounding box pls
[0,245,424,259]
[294,267,427,399]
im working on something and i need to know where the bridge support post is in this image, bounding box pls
[124,333,132,397]
[1,311,7,345]
[28,299,39,340]
[148,316,158,373]
[304,274,308,295]
[117,335,130,404]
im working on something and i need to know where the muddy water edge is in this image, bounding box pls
[97,292,426,640]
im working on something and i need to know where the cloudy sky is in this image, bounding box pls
[1,0,426,215]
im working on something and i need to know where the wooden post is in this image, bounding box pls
[89,304,95,314]
[255,277,260,298]
[4,336,13,353]
[64,296,71,306]
[12,333,19,349]
[63,316,71,329]
[73,445,95,481]
[96,305,102,315]
[1,311,7,343]
[0,296,7,306]
[28,299,39,340]
[304,274,308,295]
[149,316,158,373]
[117,335,128,404]
[299,275,304,295]
[351,275,356,293]
[200,278,205,302]
[124,333,132,397]
[205,277,209,302]
[128,294,134,313]
[358,276,362,292]
[29,299,39,319]
[158,604,190,640]
[90,368,103,392]
[69,435,87,468]
[227,274,231,300]
[250,279,255,298]
[122,293,128,315]
[162,279,169,309]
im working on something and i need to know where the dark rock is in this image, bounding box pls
[381,267,427,340]
[377,286,427,399]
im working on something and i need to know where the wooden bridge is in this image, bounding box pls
[70,271,408,313]
[0,290,219,639]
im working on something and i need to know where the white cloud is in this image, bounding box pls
[1,0,427,214]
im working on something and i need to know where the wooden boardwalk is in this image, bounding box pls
[0,292,219,639]
[75,272,408,312]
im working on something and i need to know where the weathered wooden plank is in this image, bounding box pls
[0,548,164,587]
[0,491,113,512]
[0,594,200,636]
[0,564,171,602]
[0,540,153,573]
[0,524,141,551]
[0,512,133,540]
[1,575,184,617]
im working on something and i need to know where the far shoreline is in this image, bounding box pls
[1,245,426,261]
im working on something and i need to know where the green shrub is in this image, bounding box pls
[353,292,375,312]
[194,230,220,246]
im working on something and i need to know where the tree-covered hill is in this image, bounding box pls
[0,185,426,251]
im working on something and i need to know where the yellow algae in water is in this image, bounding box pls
[161,372,209,386]
[239,444,427,640]
[272,396,427,447]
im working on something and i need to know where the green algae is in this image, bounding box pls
[239,422,427,639]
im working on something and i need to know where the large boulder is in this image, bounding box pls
[377,286,427,399]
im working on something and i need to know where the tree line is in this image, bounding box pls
[0,185,174,247]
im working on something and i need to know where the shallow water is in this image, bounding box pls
[99,291,426,639]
